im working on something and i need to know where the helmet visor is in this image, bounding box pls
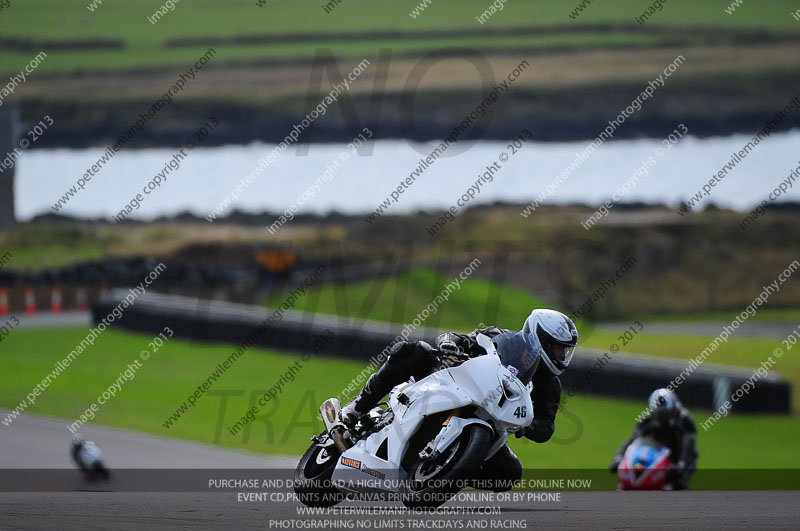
[551,343,576,366]
[536,324,576,371]
[493,332,542,386]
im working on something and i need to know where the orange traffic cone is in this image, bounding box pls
[0,288,8,316]
[50,286,63,313]
[76,287,88,311]
[24,287,36,314]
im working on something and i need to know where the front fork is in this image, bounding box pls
[418,409,460,465]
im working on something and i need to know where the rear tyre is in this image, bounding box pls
[401,424,492,509]
[92,461,110,481]
[293,435,344,507]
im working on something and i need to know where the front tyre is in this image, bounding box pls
[401,424,491,509]
[293,435,344,507]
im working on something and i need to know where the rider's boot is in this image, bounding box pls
[339,340,436,429]
[339,371,393,429]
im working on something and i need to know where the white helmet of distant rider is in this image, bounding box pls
[648,388,681,413]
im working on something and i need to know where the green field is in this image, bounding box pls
[1,0,798,74]
[1,327,798,477]
[0,32,675,76]
[4,0,797,147]
[5,0,799,44]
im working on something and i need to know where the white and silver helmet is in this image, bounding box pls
[522,309,578,375]
[648,388,681,413]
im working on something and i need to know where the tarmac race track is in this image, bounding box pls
[1,411,798,530]
[2,490,799,530]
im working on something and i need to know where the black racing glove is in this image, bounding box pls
[438,341,468,366]
[438,340,460,354]
[514,425,537,440]
[514,419,555,443]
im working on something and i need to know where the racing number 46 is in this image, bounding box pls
[513,406,527,418]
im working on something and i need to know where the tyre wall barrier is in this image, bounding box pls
[93,291,791,414]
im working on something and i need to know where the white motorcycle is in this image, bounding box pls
[294,332,540,509]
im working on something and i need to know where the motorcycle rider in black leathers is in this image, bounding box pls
[339,309,579,491]
[609,388,698,490]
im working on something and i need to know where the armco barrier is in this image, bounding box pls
[93,290,791,414]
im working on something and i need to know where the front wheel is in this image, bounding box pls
[293,435,344,507]
[401,424,492,509]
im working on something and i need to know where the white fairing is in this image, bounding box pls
[618,441,672,489]
[331,334,534,493]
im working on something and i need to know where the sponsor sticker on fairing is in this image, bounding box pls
[340,457,361,469]
[324,402,336,423]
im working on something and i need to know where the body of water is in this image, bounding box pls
[14,130,800,221]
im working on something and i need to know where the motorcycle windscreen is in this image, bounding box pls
[627,436,671,468]
[493,332,542,386]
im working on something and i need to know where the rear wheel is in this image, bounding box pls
[401,424,491,509]
[293,434,344,507]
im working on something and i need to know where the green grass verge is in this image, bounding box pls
[0,327,798,474]
[267,267,550,332]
